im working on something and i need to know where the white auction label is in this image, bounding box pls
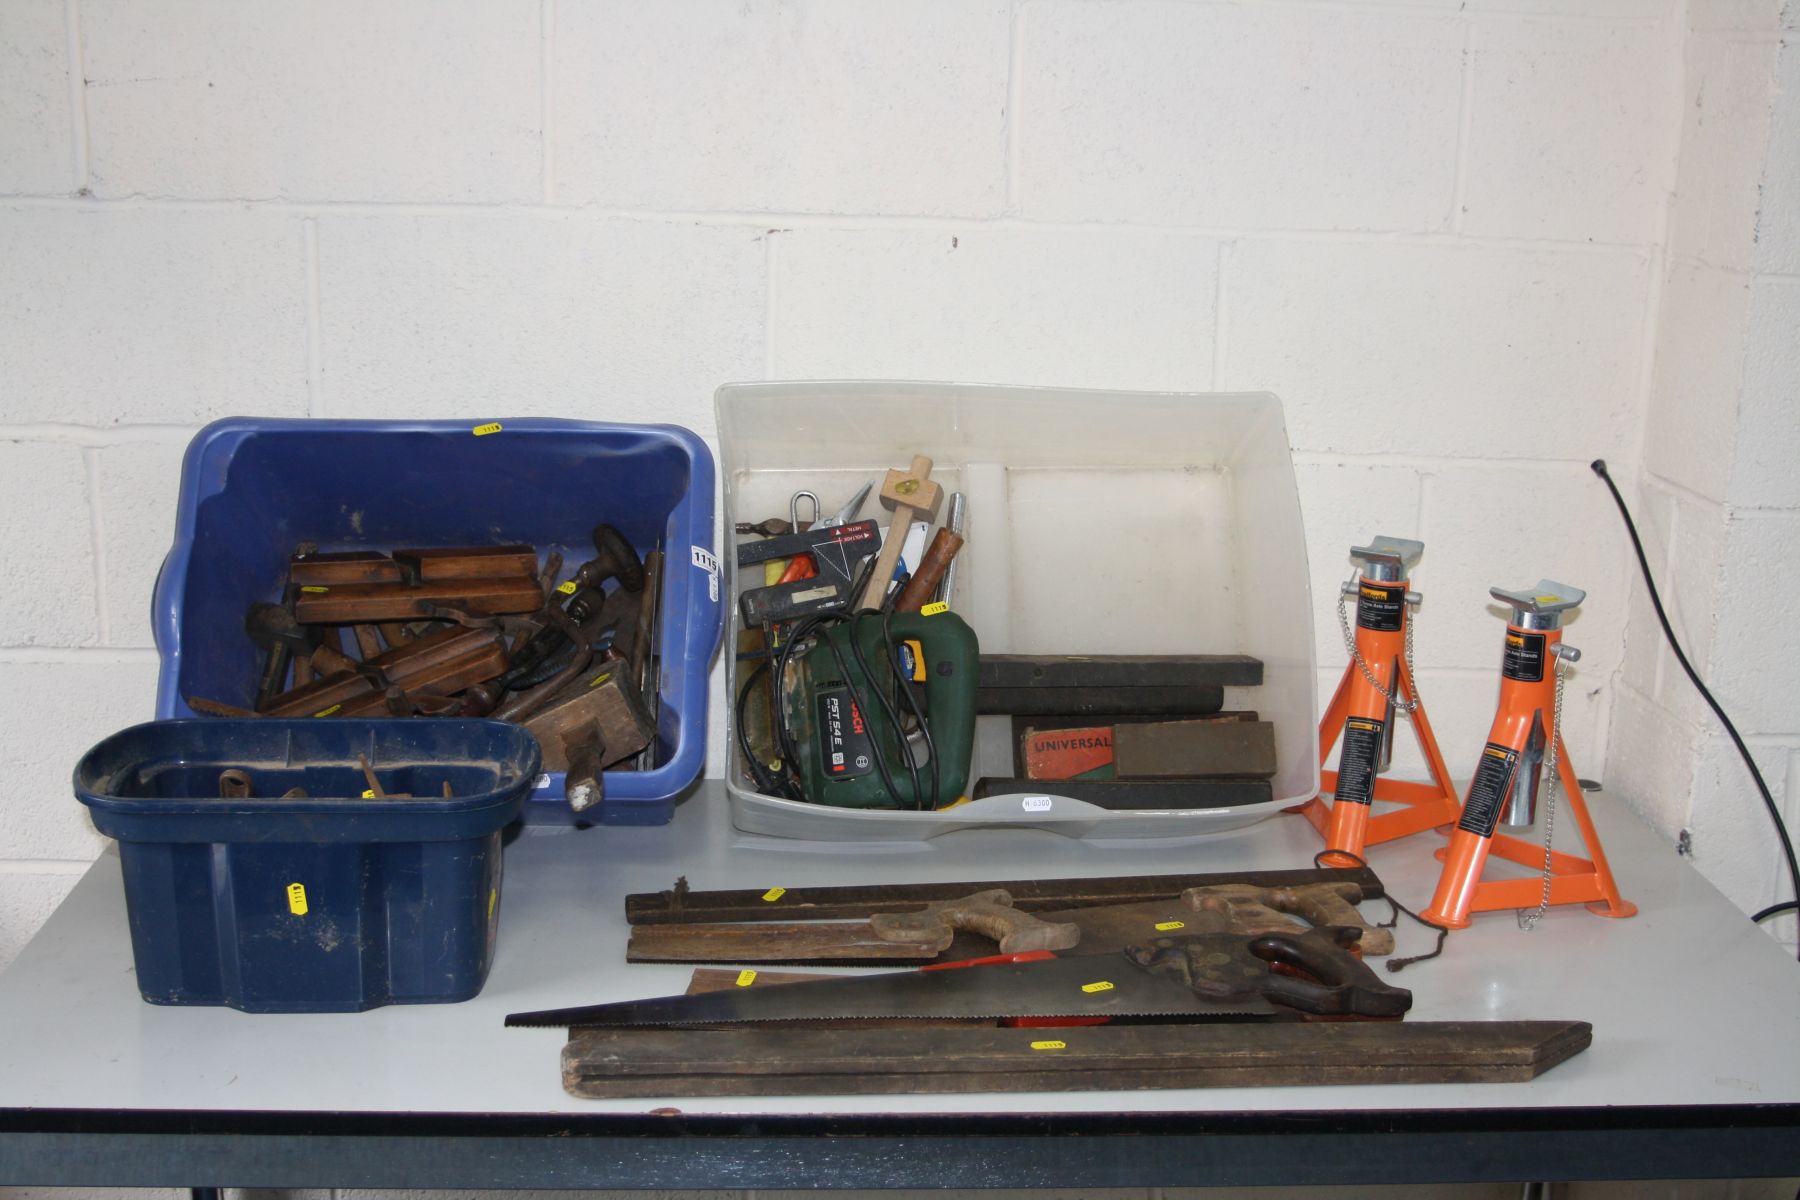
[691,545,721,602]
[1021,795,1053,813]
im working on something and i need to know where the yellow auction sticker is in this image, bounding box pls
[557,580,578,595]
[587,672,612,689]
[361,789,375,799]
[312,704,342,718]
[735,969,757,987]
[919,601,949,616]
[472,422,503,437]
[300,585,329,593]
[1154,920,1185,931]
[761,886,786,902]
[1081,981,1115,994]
[1030,1040,1067,1051]
[286,883,309,916]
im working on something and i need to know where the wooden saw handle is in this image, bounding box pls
[868,889,1081,954]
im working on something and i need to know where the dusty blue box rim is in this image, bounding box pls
[149,417,723,823]
[74,718,540,844]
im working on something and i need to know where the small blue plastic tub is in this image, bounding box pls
[74,718,540,1013]
[150,417,722,826]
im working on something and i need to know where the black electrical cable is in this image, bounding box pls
[851,551,933,805]
[1753,901,1798,923]
[846,609,930,810]
[882,608,942,811]
[733,659,767,779]
[767,608,923,810]
[1591,459,1800,961]
[752,549,947,811]
[772,613,839,785]
[847,554,945,808]
[733,659,793,799]
[835,612,925,808]
[847,552,882,616]
[1312,850,1447,972]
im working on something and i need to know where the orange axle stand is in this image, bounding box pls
[1420,582,1636,929]
[1294,540,1461,865]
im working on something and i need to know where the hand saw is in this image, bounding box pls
[506,926,1412,1029]
[624,882,1396,966]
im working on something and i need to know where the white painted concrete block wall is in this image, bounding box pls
[1,0,1774,992]
[1607,0,1800,952]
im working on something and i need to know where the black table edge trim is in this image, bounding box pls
[3,1101,1798,1138]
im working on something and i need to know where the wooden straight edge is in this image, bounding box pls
[567,1021,1587,1077]
[629,923,937,964]
[625,866,1386,925]
[561,1021,1593,1099]
[567,1063,1560,1099]
[976,654,1265,689]
[975,684,1227,718]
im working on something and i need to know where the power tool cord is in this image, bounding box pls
[858,560,944,809]
[759,603,938,811]
[877,607,941,810]
[889,609,942,810]
[833,612,926,809]
[1313,849,1448,973]
[1591,459,1800,960]
[836,613,911,806]
[837,553,941,810]
[739,552,947,811]
[770,613,832,791]
[734,659,802,801]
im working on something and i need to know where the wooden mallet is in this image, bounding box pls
[857,455,944,612]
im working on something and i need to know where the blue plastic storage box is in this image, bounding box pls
[151,418,722,825]
[74,718,539,1012]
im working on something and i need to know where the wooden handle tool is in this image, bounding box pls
[857,455,943,612]
[893,528,964,613]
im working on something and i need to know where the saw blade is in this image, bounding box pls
[505,951,1278,1029]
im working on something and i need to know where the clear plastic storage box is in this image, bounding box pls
[717,381,1318,841]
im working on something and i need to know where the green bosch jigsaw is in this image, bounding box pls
[791,611,979,809]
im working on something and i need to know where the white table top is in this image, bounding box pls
[4,780,1799,1121]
